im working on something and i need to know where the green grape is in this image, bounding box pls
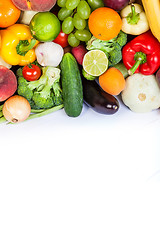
[85,23,89,31]
[57,0,67,7]
[66,0,80,10]
[58,7,73,21]
[77,1,91,19]
[75,29,92,41]
[68,33,80,47]
[62,17,74,34]
[73,13,86,30]
[87,0,104,10]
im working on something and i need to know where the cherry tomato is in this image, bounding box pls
[53,30,69,48]
[22,64,41,81]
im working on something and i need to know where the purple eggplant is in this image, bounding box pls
[82,76,119,115]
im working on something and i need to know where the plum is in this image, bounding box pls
[71,45,88,65]
[11,0,57,12]
[103,0,130,11]
[0,66,17,102]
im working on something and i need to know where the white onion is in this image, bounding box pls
[3,95,31,123]
[35,42,64,67]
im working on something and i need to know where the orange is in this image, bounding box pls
[0,0,21,28]
[99,67,125,95]
[88,7,122,41]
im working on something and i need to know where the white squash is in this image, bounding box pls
[121,73,160,113]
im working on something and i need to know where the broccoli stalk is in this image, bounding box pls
[86,31,127,67]
[52,82,63,106]
[17,66,63,109]
[32,67,62,109]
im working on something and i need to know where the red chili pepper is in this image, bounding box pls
[122,31,160,75]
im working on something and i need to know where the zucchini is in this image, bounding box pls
[60,53,83,117]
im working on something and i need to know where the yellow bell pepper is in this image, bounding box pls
[0,24,39,66]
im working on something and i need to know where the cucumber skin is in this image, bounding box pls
[60,53,83,117]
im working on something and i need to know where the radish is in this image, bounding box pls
[71,44,88,65]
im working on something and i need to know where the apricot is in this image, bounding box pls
[0,66,17,102]
[11,0,57,12]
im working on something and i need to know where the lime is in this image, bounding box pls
[29,12,61,42]
[82,50,108,76]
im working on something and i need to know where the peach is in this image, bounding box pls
[0,66,17,102]
[11,0,57,12]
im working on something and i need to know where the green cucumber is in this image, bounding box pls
[60,53,83,117]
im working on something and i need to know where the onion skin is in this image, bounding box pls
[2,95,31,123]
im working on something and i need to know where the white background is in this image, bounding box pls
[0,99,160,240]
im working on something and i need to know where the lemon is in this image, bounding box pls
[82,50,108,76]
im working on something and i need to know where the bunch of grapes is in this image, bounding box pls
[57,0,103,47]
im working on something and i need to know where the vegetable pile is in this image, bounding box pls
[0,0,160,124]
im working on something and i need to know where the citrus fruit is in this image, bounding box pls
[0,0,21,28]
[99,67,126,95]
[29,12,61,42]
[88,7,122,40]
[82,50,108,76]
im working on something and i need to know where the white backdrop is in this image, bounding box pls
[0,101,160,240]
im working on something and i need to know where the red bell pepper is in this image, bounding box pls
[122,31,160,75]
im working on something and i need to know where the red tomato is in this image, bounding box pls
[22,64,41,81]
[53,30,69,48]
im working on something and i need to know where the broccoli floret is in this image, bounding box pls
[115,30,127,48]
[86,31,127,67]
[17,76,34,101]
[32,84,54,109]
[108,43,122,67]
[17,66,63,109]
